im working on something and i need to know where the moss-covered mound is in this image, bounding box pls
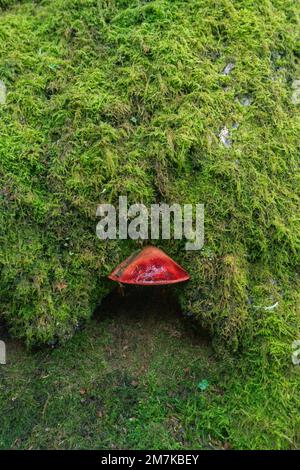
[0,0,299,348]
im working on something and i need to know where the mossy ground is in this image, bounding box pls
[1,288,299,450]
[0,0,299,450]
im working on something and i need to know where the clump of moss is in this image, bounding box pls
[0,0,299,351]
[179,253,248,350]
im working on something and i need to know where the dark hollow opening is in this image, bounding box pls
[95,285,211,345]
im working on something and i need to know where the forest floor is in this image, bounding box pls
[0,287,299,449]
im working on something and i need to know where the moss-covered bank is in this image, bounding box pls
[0,0,299,351]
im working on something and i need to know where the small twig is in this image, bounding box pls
[42,395,50,416]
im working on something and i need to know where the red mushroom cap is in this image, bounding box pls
[108,246,190,285]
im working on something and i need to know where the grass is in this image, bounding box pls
[0,0,300,450]
[0,288,299,450]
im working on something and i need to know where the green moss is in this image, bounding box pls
[0,289,299,450]
[0,1,299,448]
[0,0,299,353]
